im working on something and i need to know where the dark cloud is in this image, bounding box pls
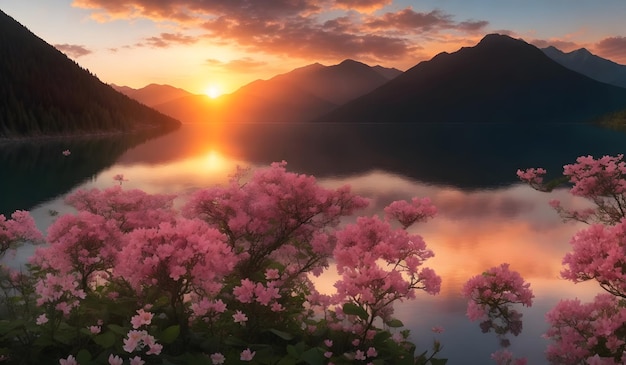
[205,57,267,72]
[55,43,92,58]
[594,36,626,64]
[74,1,488,63]
[141,32,198,48]
[365,8,453,31]
[457,20,489,32]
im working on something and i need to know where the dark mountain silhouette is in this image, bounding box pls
[110,83,193,106]
[316,34,626,124]
[542,46,626,89]
[0,10,180,138]
[115,60,401,124]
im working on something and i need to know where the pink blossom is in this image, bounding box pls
[129,356,144,365]
[59,355,78,365]
[384,197,437,228]
[36,314,48,325]
[324,339,333,347]
[131,309,154,329]
[88,325,101,334]
[232,310,248,324]
[210,353,225,364]
[108,355,123,365]
[354,350,366,361]
[324,351,332,358]
[62,150,71,156]
[366,347,378,357]
[431,326,444,334]
[240,348,255,361]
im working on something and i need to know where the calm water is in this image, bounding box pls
[3,122,626,364]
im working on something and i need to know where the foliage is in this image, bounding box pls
[0,162,446,364]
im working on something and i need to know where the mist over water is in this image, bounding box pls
[3,122,625,363]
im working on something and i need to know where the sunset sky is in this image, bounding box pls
[3,0,626,96]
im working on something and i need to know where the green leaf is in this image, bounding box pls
[300,348,324,365]
[277,356,298,365]
[224,336,248,347]
[342,302,368,321]
[107,324,127,336]
[385,319,404,328]
[93,331,116,348]
[286,344,299,358]
[268,328,294,340]
[76,349,92,365]
[158,325,180,344]
[430,358,448,365]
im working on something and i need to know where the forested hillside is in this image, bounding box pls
[0,10,179,138]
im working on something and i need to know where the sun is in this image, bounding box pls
[204,85,221,99]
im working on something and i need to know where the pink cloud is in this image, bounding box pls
[55,43,92,58]
[593,36,626,65]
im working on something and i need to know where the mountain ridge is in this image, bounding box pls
[315,33,626,124]
[542,46,626,89]
[0,10,180,138]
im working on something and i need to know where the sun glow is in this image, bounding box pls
[204,85,221,99]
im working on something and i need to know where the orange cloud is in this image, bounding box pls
[72,0,489,66]
[593,36,626,65]
[55,43,92,58]
[333,0,392,12]
[141,32,198,48]
[205,57,267,73]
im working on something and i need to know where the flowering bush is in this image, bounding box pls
[518,154,626,364]
[0,162,446,364]
[462,264,532,365]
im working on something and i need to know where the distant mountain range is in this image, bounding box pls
[117,34,626,126]
[0,10,179,138]
[317,34,626,124]
[114,60,401,124]
[542,46,626,89]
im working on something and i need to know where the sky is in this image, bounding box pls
[2,0,626,96]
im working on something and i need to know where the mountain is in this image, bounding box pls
[111,83,193,106]
[316,34,626,124]
[117,60,401,124]
[0,10,180,138]
[542,46,626,89]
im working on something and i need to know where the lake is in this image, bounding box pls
[2,121,626,364]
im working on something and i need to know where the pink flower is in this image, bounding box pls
[324,339,333,347]
[62,150,71,156]
[108,354,123,365]
[232,310,248,324]
[366,347,378,358]
[240,348,255,361]
[131,309,154,329]
[36,314,48,325]
[265,268,280,280]
[210,353,225,364]
[89,325,101,334]
[59,355,78,365]
[324,351,333,358]
[129,356,144,365]
[113,174,127,185]
[354,350,366,361]
[431,325,444,334]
